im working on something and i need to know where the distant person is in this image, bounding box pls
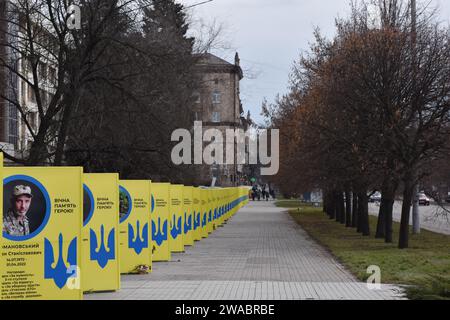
[251,185,258,201]
[270,188,276,200]
[265,185,270,201]
[261,184,269,201]
[3,185,33,236]
[262,185,269,201]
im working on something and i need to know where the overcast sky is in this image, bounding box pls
[180,0,450,125]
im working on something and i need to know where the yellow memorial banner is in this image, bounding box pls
[225,188,232,221]
[229,189,235,219]
[200,189,208,239]
[169,184,184,253]
[212,189,218,228]
[215,189,221,228]
[241,187,250,207]
[192,188,202,242]
[217,190,223,226]
[182,186,194,247]
[233,189,240,217]
[222,189,228,224]
[231,188,237,218]
[206,189,213,234]
[151,183,171,262]
[82,174,120,293]
[1,167,83,300]
[221,188,228,224]
[119,180,152,274]
[218,190,223,228]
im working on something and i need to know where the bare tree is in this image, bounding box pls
[263,0,450,248]
[0,0,145,165]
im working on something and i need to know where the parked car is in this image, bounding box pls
[418,193,430,206]
[369,191,381,203]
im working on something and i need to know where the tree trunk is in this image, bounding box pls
[399,174,414,249]
[384,180,398,244]
[328,191,336,220]
[345,189,352,227]
[54,114,71,165]
[324,191,332,218]
[357,193,362,233]
[384,196,395,243]
[358,191,370,236]
[338,191,346,224]
[54,91,78,165]
[27,120,52,165]
[375,199,386,239]
[352,192,358,228]
[334,191,340,222]
[376,178,391,239]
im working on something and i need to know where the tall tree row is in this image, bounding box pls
[0,0,211,183]
[263,0,450,248]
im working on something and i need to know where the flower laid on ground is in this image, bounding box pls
[135,265,150,274]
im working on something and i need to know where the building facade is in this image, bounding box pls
[0,3,57,161]
[193,53,250,187]
[0,0,19,156]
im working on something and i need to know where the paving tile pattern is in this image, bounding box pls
[86,202,405,300]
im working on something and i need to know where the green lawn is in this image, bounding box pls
[274,199,316,208]
[279,204,450,300]
[275,200,302,208]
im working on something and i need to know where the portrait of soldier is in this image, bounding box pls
[3,185,33,236]
[119,189,130,220]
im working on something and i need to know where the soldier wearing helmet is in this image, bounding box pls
[3,185,33,236]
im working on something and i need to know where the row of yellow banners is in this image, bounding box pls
[0,154,249,300]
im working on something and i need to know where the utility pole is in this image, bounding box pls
[411,0,421,234]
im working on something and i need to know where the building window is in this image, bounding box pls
[49,68,56,85]
[212,112,221,123]
[28,84,36,103]
[26,58,33,74]
[212,91,221,104]
[21,81,26,99]
[8,103,18,147]
[28,111,38,131]
[39,62,47,79]
[21,58,26,73]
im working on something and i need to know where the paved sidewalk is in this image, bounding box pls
[86,201,405,300]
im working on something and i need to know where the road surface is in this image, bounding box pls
[369,202,450,235]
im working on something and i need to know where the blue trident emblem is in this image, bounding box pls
[152,217,168,246]
[170,214,182,239]
[128,221,149,255]
[202,212,207,227]
[90,225,115,269]
[184,212,192,235]
[194,212,201,230]
[44,234,77,289]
